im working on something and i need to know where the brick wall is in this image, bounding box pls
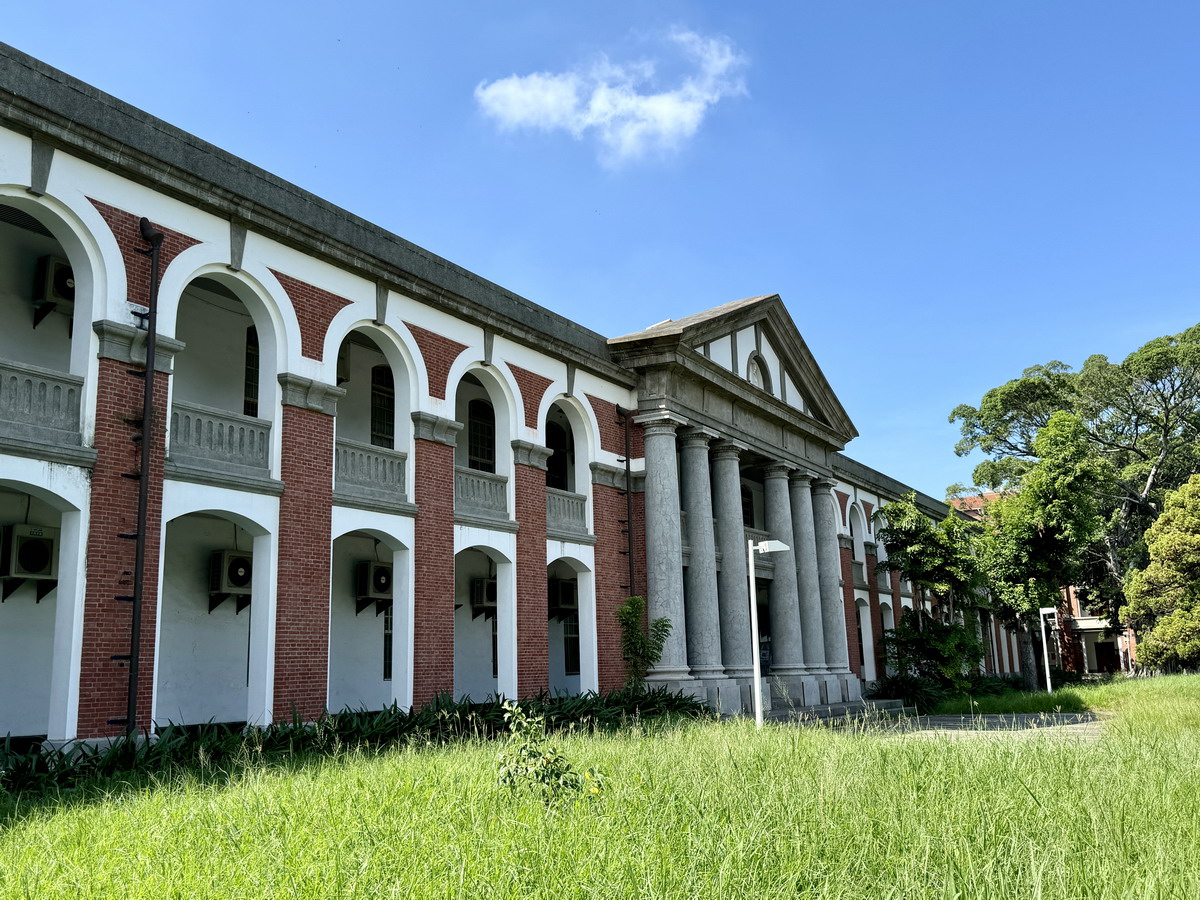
[586,394,643,459]
[411,437,455,703]
[77,357,168,736]
[268,270,351,361]
[514,463,548,697]
[508,364,553,429]
[273,404,335,720]
[89,199,198,307]
[406,322,467,400]
[592,483,645,691]
[866,555,886,678]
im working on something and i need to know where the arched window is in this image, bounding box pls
[741,483,755,528]
[243,326,259,417]
[546,419,573,491]
[370,365,394,448]
[746,354,772,394]
[467,398,496,472]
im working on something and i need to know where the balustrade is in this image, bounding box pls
[169,400,271,477]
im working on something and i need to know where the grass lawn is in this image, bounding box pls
[4,677,1200,899]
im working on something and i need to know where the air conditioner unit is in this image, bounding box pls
[470,577,497,609]
[2,524,59,579]
[356,561,392,600]
[548,579,578,611]
[210,550,253,595]
[33,255,75,313]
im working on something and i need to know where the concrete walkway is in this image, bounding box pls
[898,712,1104,741]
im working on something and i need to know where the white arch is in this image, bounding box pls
[848,502,868,562]
[454,541,516,700]
[546,552,599,694]
[323,317,425,413]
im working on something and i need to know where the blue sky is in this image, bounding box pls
[6,2,1198,500]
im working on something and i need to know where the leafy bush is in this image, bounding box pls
[866,673,949,713]
[878,611,984,694]
[1,687,706,796]
[496,702,603,803]
[616,595,672,687]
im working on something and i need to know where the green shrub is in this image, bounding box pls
[616,595,672,687]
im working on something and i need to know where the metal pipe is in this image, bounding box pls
[127,216,163,736]
[616,405,635,597]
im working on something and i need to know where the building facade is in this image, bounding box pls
[0,45,1024,741]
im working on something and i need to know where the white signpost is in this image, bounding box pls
[747,538,790,728]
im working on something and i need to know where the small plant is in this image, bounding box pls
[617,595,671,688]
[496,701,602,803]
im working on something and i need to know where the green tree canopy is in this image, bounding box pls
[952,324,1200,619]
[875,492,981,614]
[1122,475,1200,669]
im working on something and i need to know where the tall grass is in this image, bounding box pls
[3,678,1199,898]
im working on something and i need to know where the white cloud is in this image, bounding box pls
[475,30,747,166]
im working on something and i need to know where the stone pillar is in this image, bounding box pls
[711,441,753,683]
[764,464,819,706]
[633,410,692,685]
[679,429,723,680]
[813,477,859,701]
[790,471,835,702]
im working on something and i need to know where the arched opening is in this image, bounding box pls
[328,530,407,712]
[157,512,261,727]
[546,559,581,695]
[746,352,772,395]
[453,546,514,700]
[169,276,276,480]
[545,400,591,539]
[0,198,94,451]
[332,329,413,508]
[849,504,868,587]
[856,597,876,682]
[453,370,513,524]
[0,484,67,741]
[545,406,574,492]
[880,601,895,676]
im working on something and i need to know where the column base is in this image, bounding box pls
[737,678,774,717]
[768,674,823,710]
[835,672,862,702]
[645,672,708,702]
[818,674,844,705]
[701,678,743,715]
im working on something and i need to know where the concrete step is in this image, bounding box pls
[764,697,914,725]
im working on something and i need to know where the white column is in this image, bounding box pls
[789,471,827,673]
[634,410,691,682]
[812,477,858,701]
[763,464,804,677]
[680,428,724,680]
[246,529,278,727]
[712,441,752,681]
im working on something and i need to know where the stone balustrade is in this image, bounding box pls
[335,438,408,506]
[0,359,83,447]
[546,487,587,537]
[455,466,508,521]
[169,400,271,477]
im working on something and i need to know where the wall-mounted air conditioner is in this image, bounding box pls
[33,255,74,326]
[470,577,497,609]
[356,561,393,600]
[2,524,59,579]
[210,550,253,595]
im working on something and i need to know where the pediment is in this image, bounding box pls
[609,295,857,442]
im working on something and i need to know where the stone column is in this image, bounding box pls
[789,471,827,675]
[679,428,724,681]
[711,441,752,682]
[763,464,814,708]
[813,477,859,701]
[633,410,691,684]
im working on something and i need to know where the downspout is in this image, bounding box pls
[126,216,163,736]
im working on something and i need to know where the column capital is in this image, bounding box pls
[511,440,553,469]
[278,373,346,415]
[411,411,463,446]
[811,476,837,492]
[763,462,794,481]
[789,469,816,487]
[679,426,719,449]
[633,409,689,434]
[711,439,747,461]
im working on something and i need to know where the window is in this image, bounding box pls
[546,420,572,491]
[370,365,394,448]
[741,483,755,528]
[563,612,580,676]
[382,604,393,681]
[243,326,259,417]
[746,354,772,394]
[491,614,498,679]
[468,399,496,472]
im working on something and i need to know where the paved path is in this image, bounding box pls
[897,712,1104,741]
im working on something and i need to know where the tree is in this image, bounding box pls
[978,412,1111,688]
[875,492,982,618]
[615,596,671,688]
[951,324,1200,624]
[1121,475,1200,669]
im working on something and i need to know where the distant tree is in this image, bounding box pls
[978,412,1111,688]
[1122,475,1200,669]
[875,492,982,619]
[951,324,1200,624]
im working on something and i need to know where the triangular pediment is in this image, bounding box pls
[609,295,858,442]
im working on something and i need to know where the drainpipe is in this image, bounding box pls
[616,406,636,597]
[126,217,162,736]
